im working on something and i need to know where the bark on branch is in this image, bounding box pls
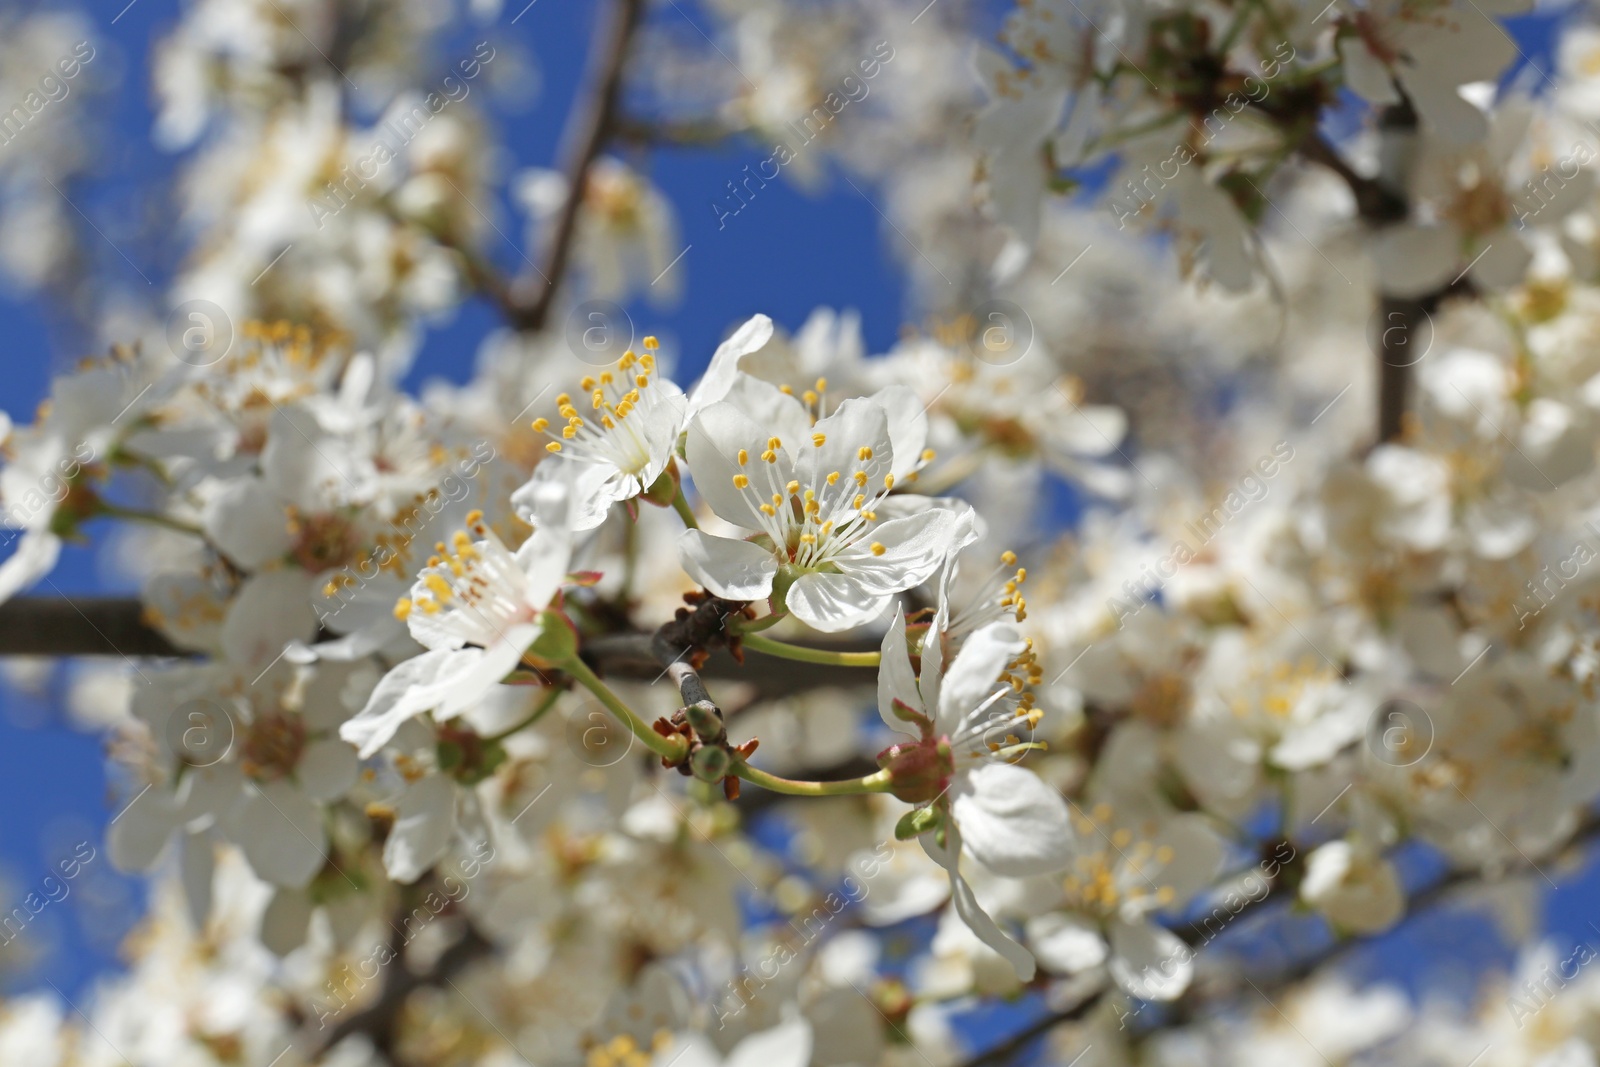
[504,0,646,332]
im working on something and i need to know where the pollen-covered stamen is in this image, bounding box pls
[1061,802,1178,914]
[528,341,664,476]
[951,550,1032,638]
[392,510,540,647]
[722,432,897,568]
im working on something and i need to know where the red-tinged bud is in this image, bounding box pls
[877,738,952,804]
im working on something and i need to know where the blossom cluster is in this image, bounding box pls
[5,0,1600,1066]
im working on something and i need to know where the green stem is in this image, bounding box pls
[561,655,688,763]
[485,686,565,743]
[735,762,894,797]
[739,631,880,668]
[729,612,788,635]
[98,504,204,538]
[670,487,699,529]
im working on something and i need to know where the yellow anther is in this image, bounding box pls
[815,377,827,392]
[803,391,818,405]
[580,376,596,391]
[858,446,873,460]
[771,493,783,506]
[870,542,886,556]
[922,448,936,462]
[853,494,866,509]
[812,433,826,447]
[546,442,563,452]
[862,511,877,521]
[803,489,815,501]
[636,374,649,388]
[737,449,749,466]
[419,598,441,614]
[786,480,800,496]
[779,384,794,395]
[531,417,549,432]
[760,504,777,516]
[799,534,816,545]
[854,471,868,486]
[592,390,605,410]
[556,393,571,406]
[393,598,413,620]
[1001,550,1017,565]
[600,372,614,385]
[761,450,777,463]
[827,471,841,485]
[884,473,895,489]
[768,437,782,450]
[465,510,483,525]
[643,335,659,350]
[733,474,750,489]
[424,574,453,600]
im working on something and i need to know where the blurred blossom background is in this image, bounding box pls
[7,2,1600,1067]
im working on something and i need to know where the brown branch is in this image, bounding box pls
[505,0,646,332]
[0,597,879,698]
[1297,103,1434,444]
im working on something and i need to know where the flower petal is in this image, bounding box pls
[237,780,327,889]
[878,606,924,733]
[688,314,775,415]
[938,621,1026,733]
[922,824,1036,981]
[678,528,777,600]
[835,508,959,596]
[384,774,457,884]
[951,762,1077,876]
[1108,918,1193,1001]
[786,571,888,632]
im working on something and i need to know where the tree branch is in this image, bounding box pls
[506,0,646,332]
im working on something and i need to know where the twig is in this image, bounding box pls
[508,0,647,331]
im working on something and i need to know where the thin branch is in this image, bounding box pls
[507,0,647,331]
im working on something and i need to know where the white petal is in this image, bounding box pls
[107,788,177,872]
[299,737,359,801]
[951,762,1076,876]
[238,780,327,889]
[937,622,1025,733]
[877,606,924,733]
[260,887,314,957]
[834,508,959,596]
[1026,913,1108,975]
[798,398,893,497]
[341,648,486,758]
[384,774,458,883]
[221,569,318,670]
[922,825,1036,980]
[1108,918,1193,1001]
[0,531,60,605]
[719,375,813,451]
[203,477,292,569]
[678,528,777,599]
[1467,229,1532,290]
[1370,224,1459,299]
[727,1018,813,1067]
[686,401,781,529]
[786,571,888,632]
[181,828,215,931]
[688,314,774,415]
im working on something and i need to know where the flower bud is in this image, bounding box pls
[877,739,951,804]
[691,744,732,783]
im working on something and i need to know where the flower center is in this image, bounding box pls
[533,339,663,476]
